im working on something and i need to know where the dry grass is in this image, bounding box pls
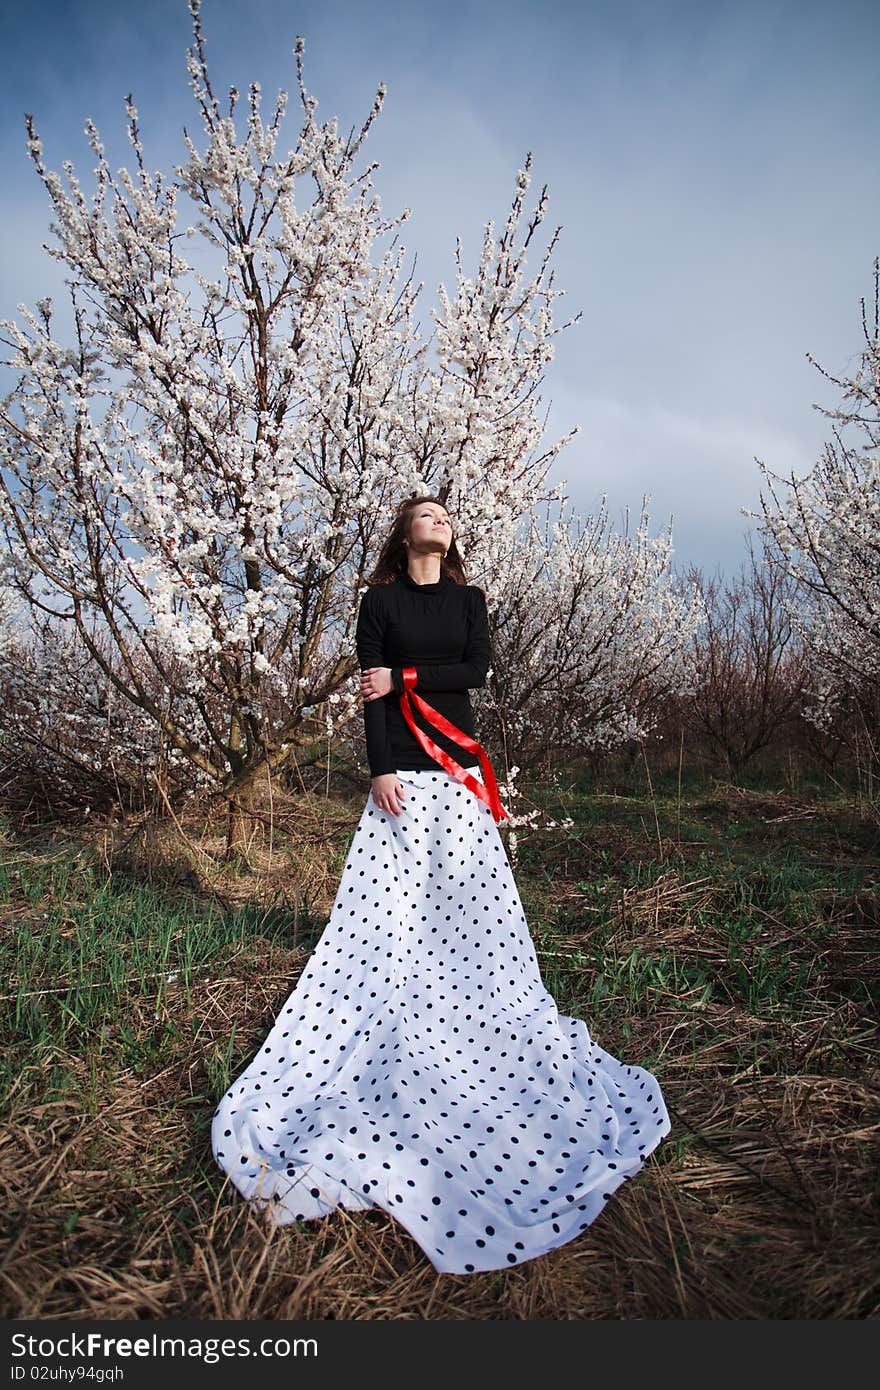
[1,777,878,1319]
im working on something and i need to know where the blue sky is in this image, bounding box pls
[1,0,877,581]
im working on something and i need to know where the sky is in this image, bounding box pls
[1,0,877,583]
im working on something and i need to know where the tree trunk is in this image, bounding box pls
[224,767,267,861]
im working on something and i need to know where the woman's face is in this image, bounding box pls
[407,502,453,555]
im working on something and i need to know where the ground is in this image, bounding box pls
[1,768,877,1318]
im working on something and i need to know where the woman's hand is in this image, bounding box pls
[360,666,393,701]
[371,773,406,817]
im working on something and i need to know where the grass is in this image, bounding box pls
[0,770,877,1319]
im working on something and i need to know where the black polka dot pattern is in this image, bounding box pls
[211,767,672,1274]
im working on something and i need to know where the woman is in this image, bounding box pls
[211,494,671,1275]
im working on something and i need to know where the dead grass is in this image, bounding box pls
[0,777,878,1319]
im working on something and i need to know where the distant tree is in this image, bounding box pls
[682,537,807,778]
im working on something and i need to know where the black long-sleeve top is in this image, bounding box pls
[355,571,491,776]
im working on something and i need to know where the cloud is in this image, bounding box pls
[546,391,816,578]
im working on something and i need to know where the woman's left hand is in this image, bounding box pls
[360,666,393,701]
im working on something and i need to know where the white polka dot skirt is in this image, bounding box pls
[211,767,672,1275]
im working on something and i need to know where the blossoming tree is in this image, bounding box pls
[744,256,880,774]
[475,497,705,774]
[1,0,696,849]
[0,0,584,847]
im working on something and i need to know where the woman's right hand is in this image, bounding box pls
[371,773,406,817]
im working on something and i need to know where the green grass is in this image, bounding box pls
[0,858,327,1107]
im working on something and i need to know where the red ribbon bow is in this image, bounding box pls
[398,666,510,823]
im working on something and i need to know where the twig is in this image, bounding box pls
[640,740,665,862]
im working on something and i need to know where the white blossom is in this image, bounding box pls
[744,256,880,728]
[0,0,687,808]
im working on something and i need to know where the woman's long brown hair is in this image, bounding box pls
[365,494,470,588]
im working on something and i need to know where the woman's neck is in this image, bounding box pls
[405,561,443,586]
[401,567,445,591]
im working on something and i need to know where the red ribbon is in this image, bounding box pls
[398,667,510,823]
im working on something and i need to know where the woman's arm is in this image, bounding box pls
[389,587,491,694]
[355,587,397,777]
